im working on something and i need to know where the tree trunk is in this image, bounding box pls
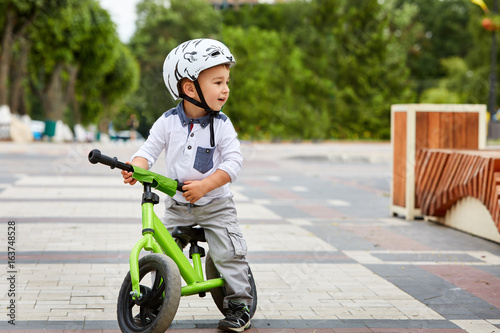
[43,63,66,120]
[43,63,79,121]
[10,37,30,115]
[0,6,16,105]
[65,64,80,123]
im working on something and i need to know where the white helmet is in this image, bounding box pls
[163,38,236,101]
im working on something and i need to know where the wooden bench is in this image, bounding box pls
[390,104,500,243]
[415,149,500,243]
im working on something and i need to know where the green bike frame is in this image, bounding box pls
[87,150,226,301]
[128,192,225,300]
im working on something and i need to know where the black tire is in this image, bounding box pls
[205,252,258,318]
[117,254,181,333]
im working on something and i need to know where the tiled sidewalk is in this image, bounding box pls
[0,142,499,332]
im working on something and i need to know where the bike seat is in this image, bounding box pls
[171,226,206,243]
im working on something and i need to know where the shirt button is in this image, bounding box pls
[183,121,187,126]
[206,149,210,153]
[188,145,192,150]
[202,123,205,126]
[190,133,194,137]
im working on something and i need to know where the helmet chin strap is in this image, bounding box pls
[180,80,219,147]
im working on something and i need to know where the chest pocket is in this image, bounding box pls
[194,147,215,174]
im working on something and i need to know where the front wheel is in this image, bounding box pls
[117,253,181,333]
[206,252,258,318]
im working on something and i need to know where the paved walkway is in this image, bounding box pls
[0,141,499,332]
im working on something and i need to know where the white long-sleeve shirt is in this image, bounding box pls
[131,102,243,205]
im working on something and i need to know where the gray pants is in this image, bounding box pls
[162,196,253,308]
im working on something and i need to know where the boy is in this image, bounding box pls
[121,38,253,332]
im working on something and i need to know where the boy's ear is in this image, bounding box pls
[182,80,197,98]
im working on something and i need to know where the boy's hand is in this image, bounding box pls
[182,180,207,204]
[121,162,137,185]
[181,170,231,204]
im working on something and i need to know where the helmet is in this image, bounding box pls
[163,38,236,100]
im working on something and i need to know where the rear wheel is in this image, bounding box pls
[117,254,181,333]
[205,252,258,318]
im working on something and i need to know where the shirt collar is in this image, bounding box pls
[176,102,212,129]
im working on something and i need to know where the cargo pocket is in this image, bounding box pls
[193,147,215,174]
[226,225,248,258]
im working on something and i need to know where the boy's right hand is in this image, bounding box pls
[121,162,137,185]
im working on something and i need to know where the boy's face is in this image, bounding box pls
[197,65,231,111]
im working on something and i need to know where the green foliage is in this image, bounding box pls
[221,25,333,141]
[126,0,222,134]
[26,0,139,124]
[0,0,138,129]
[395,0,474,96]
[326,1,403,139]
[5,0,490,141]
[29,1,88,76]
[410,1,471,65]
[127,0,415,140]
[420,57,489,104]
[221,0,413,140]
[418,0,496,110]
[75,1,139,124]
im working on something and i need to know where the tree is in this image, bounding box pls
[419,1,492,106]
[221,0,415,139]
[222,25,333,140]
[327,0,415,138]
[29,0,94,120]
[128,0,416,140]
[27,0,138,124]
[0,0,51,106]
[81,42,140,131]
[73,2,139,125]
[395,0,474,99]
[420,57,476,103]
[127,0,222,134]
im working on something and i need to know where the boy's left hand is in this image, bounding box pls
[182,180,207,204]
[181,170,231,204]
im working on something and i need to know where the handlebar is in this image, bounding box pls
[88,149,186,192]
[88,149,134,172]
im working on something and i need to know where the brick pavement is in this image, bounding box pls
[0,142,499,332]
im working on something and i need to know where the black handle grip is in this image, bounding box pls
[88,149,134,172]
[176,181,186,192]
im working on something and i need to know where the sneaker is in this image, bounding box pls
[217,300,251,332]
